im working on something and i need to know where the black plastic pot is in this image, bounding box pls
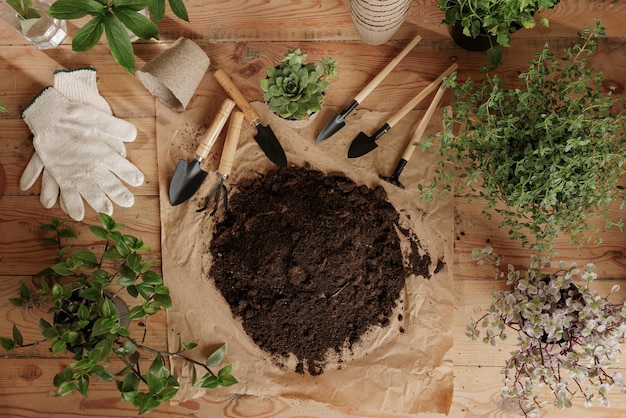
[448,20,495,52]
[53,289,130,355]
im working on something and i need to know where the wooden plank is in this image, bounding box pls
[0,196,161,275]
[1,358,626,417]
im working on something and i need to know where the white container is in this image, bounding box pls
[0,0,66,49]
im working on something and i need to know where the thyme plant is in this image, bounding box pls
[421,21,626,252]
[0,214,237,414]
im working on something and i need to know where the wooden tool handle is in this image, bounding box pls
[387,62,458,128]
[401,84,447,162]
[354,34,422,103]
[214,69,260,125]
[196,98,236,160]
[218,110,244,177]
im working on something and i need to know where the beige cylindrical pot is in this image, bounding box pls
[349,0,411,45]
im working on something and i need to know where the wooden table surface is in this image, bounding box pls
[2,1,626,417]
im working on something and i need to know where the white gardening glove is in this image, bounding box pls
[20,86,144,221]
[20,68,130,214]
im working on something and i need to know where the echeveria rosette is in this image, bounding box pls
[260,49,337,120]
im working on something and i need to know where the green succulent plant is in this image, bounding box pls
[260,48,338,120]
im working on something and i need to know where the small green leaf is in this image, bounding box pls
[80,287,101,301]
[51,339,67,355]
[12,325,23,346]
[127,305,145,320]
[194,374,219,389]
[0,337,16,351]
[72,14,105,52]
[55,381,75,397]
[48,0,104,19]
[9,298,24,307]
[182,342,197,350]
[51,262,73,276]
[71,250,99,269]
[147,0,164,23]
[76,375,90,397]
[89,225,108,239]
[58,228,77,239]
[168,0,188,21]
[206,344,226,366]
[154,293,172,309]
[217,364,232,378]
[19,282,31,301]
[134,392,161,415]
[141,271,162,285]
[99,212,115,230]
[93,365,115,381]
[113,6,159,40]
[219,373,238,387]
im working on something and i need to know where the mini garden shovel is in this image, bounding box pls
[380,83,447,189]
[347,62,458,158]
[169,98,236,206]
[316,34,422,143]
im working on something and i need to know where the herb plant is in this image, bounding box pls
[421,21,626,252]
[468,246,626,416]
[0,214,237,415]
[47,0,189,74]
[260,48,338,120]
[437,0,560,66]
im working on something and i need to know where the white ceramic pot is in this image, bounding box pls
[349,0,411,45]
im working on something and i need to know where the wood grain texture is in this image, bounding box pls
[1,0,626,416]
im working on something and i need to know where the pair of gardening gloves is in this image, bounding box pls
[20,68,144,221]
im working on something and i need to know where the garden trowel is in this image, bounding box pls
[316,34,422,144]
[380,84,447,188]
[347,62,458,158]
[169,98,236,206]
[214,69,288,167]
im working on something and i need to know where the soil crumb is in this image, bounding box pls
[209,166,427,375]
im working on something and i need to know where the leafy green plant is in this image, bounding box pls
[260,48,338,120]
[6,0,43,35]
[47,0,189,74]
[468,246,626,416]
[437,0,560,66]
[421,21,626,252]
[0,214,237,414]
[0,101,7,113]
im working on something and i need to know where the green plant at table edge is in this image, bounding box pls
[47,0,189,74]
[0,213,237,415]
[468,246,626,416]
[260,48,338,121]
[0,101,7,113]
[437,0,560,66]
[6,0,43,35]
[419,21,626,254]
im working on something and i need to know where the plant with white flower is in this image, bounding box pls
[467,246,626,416]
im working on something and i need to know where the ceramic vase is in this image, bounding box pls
[349,0,411,45]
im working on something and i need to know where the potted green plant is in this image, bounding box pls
[0,214,237,414]
[436,0,560,66]
[260,48,338,127]
[467,246,626,415]
[420,21,626,253]
[47,0,189,74]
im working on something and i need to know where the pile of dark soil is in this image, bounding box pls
[209,166,429,375]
